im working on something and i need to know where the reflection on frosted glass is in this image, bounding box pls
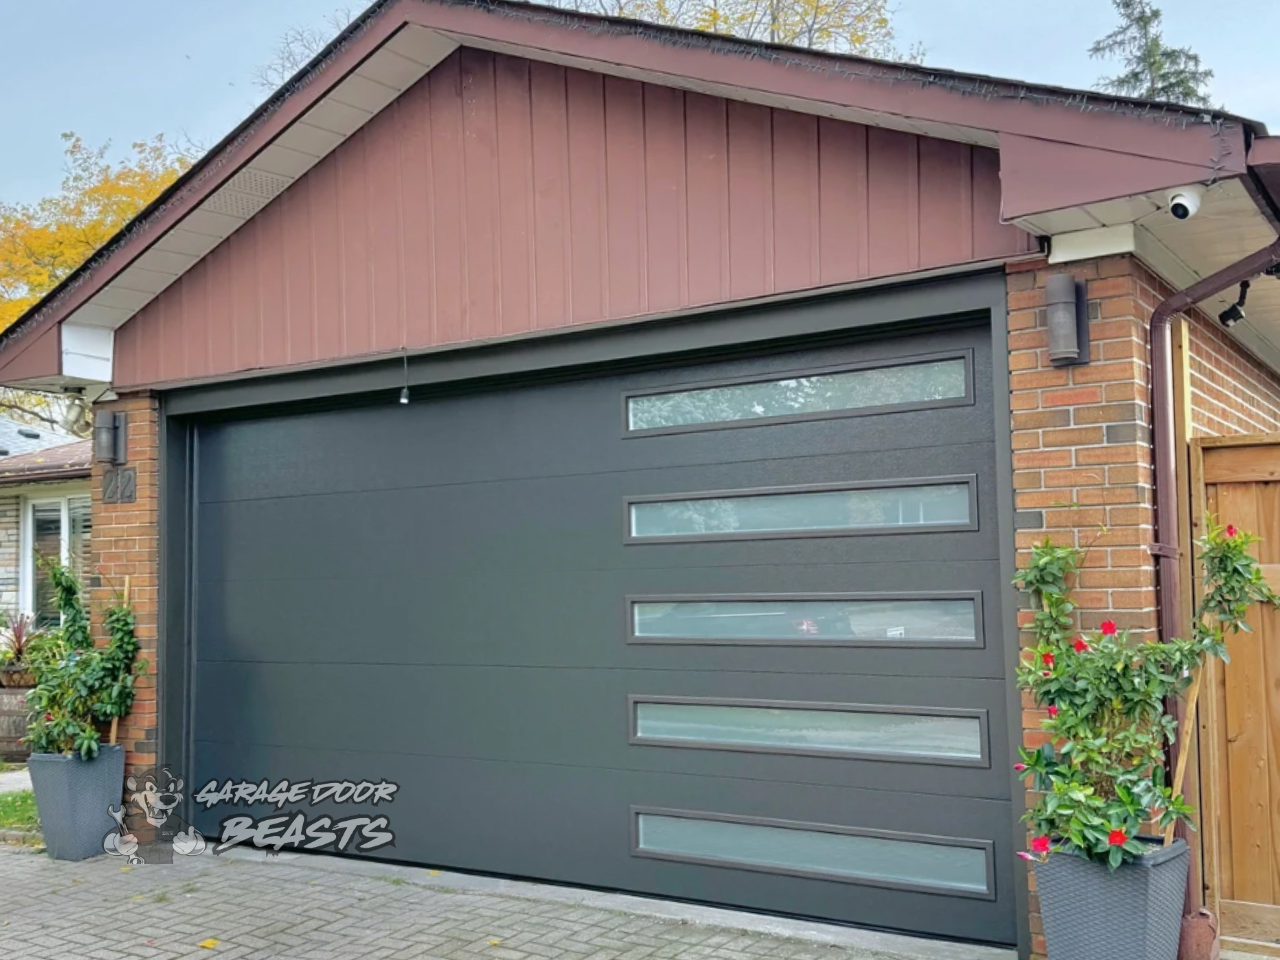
[635,702,983,760]
[630,483,970,538]
[632,598,976,643]
[637,814,989,893]
[628,359,967,430]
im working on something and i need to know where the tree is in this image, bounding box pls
[550,0,910,55]
[0,134,192,435]
[1089,0,1213,107]
[255,1,915,81]
[252,7,357,92]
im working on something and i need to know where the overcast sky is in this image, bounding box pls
[2,0,1276,207]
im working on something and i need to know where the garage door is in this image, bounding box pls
[190,318,1015,944]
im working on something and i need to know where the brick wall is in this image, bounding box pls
[0,495,19,615]
[1008,255,1280,957]
[89,394,159,776]
[1185,312,1280,437]
[1008,254,1168,958]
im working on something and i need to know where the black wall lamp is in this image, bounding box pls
[1045,273,1091,367]
[93,411,128,465]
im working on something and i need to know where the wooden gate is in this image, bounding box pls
[1194,435,1280,955]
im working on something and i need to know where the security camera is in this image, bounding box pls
[1167,185,1204,221]
[1219,280,1250,328]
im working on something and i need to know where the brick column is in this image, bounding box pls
[89,393,159,776]
[1007,255,1163,958]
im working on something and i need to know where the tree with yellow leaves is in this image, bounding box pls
[0,133,190,331]
[0,134,190,434]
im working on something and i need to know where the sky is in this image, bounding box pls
[1,0,1277,207]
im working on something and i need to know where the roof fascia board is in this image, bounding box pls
[405,0,1245,171]
[999,132,1231,221]
[1250,136,1280,166]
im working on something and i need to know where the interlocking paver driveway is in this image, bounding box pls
[0,844,1011,960]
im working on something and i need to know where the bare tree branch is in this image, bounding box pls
[252,7,358,93]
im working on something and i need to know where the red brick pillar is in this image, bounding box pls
[89,393,159,776]
[1007,255,1162,958]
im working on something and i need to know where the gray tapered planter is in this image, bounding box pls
[27,744,124,860]
[1037,838,1188,960]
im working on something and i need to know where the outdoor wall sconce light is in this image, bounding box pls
[1045,272,1091,367]
[93,411,128,465]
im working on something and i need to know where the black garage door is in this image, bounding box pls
[190,318,1015,944]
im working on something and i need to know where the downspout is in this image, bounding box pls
[1149,237,1280,640]
[1147,238,1280,916]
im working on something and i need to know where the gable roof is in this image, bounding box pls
[0,439,91,485]
[0,0,1270,390]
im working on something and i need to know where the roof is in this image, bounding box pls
[0,440,92,486]
[0,417,77,458]
[0,0,1272,389]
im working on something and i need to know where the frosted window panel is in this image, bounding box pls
[634,702,983,761]
[630,483,970,538]
[628,359,967,430]
[632,598,977,643]
[637,814,989,894]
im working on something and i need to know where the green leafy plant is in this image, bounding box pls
[23,564,147,760]
[1014,518,1278,869]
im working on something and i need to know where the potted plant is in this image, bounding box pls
[1014,520,1278,960]
[24,563,146,861]
[0,613,41,688]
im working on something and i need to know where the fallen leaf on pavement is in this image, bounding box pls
[198,939,220,949]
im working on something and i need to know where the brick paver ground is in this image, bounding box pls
[0,844,1010,960]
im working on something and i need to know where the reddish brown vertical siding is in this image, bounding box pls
[114,48,1033,388]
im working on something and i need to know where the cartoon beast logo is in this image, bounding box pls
[104,766,206,864]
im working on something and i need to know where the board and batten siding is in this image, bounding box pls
[115,48,1033,388]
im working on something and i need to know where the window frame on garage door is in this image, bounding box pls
[157,269,1028,956]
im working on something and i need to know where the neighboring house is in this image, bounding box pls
[2,3,1280,957]
[0,423,91,625]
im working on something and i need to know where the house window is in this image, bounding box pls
[25,496,92,628]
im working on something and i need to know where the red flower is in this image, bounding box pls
[1047,705,1059,718]
[1014,763,1027,772]
[43,713,52,721]
[1073,638,1090,653]
[1031,836,1051,854]
[1100,620,1118,636]
[1042,670,1052,678]
[1041,651,1055,667]
[1108,829,1128,847]
[1226,524,1238,538]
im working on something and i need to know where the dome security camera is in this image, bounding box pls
[1167,185,1204,221]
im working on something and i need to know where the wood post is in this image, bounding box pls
[1166,667,1205,846]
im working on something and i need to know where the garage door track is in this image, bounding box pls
[0,845,1011,960]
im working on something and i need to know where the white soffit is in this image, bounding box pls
[1043,177,1280,372]
[64,25,459,333]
